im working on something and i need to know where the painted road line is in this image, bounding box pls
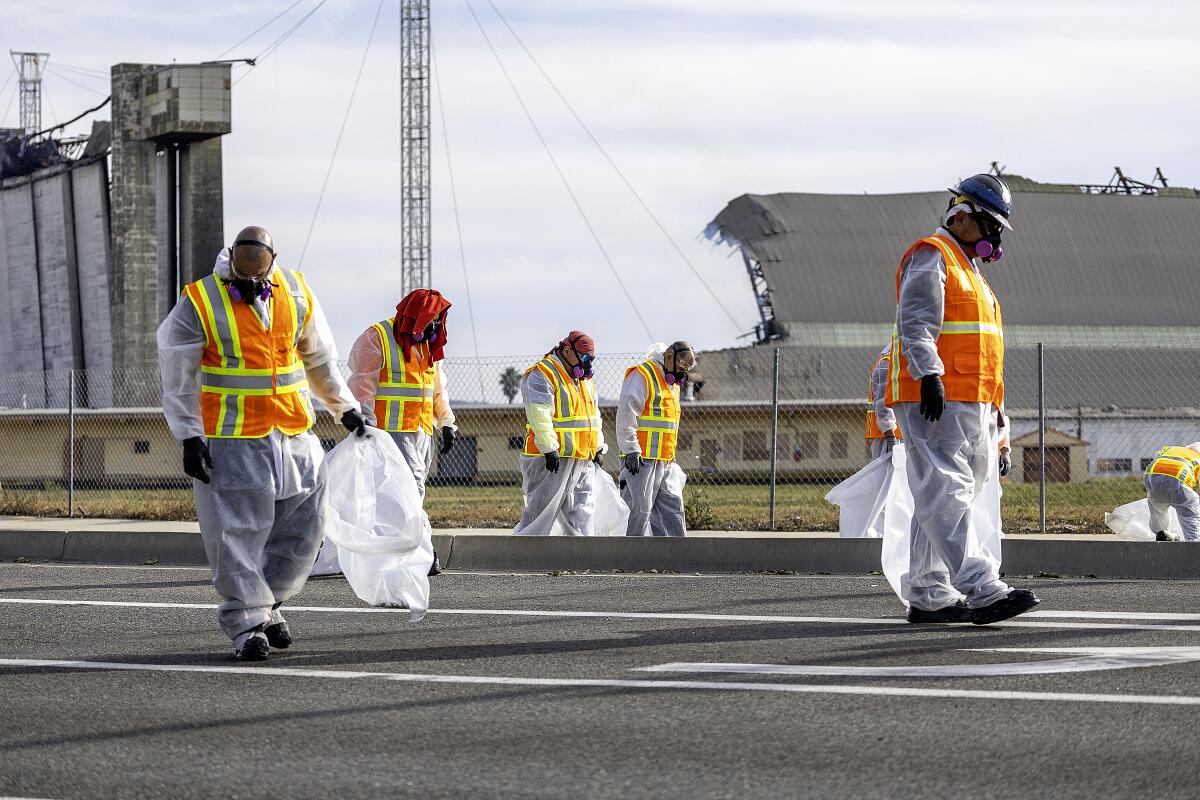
[2,657,1200,707]
[638,647,1200,678]
[4,597,1200,632]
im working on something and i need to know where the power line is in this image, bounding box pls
[46,61,108,79]
[463,0,655,342]
[234,0,329,86]
[45,66,108,97]
[1,82,18,129]
[485,0,747,336]
[215,0,308,60]
[298,0,386,268]
[431,40,481,359]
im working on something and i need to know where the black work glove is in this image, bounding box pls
[919,374,945,422]
[592,451,604,467]
[999,448,1012,477]
[884,432,897,453]
[440,426,456,455]
[544,452,560,473]
[341,408,366,437]
[624,453,643,475]
[183,437,213,484]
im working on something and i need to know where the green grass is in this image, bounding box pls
[0,479,1141,534]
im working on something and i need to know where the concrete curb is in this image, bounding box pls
[1,523,1200,579]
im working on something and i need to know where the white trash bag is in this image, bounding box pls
[1105,498,1181,542]
[592,463,632,537]
[321,428,433,621]
[825,453,893,539]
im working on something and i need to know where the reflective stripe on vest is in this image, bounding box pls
[185,269,315,439]
[887,233,1004,407]
[1147,446,1200,490]
[373,318,436,434]
[624,359,680,461]
[521,356,600,460]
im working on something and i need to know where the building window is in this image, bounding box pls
[677,431,693,450]
[508,435,524,450]
[742,430,770,461]
[723,434,741,462]
[133,440,150,454]
[1097,458,1132,473]
[794,431,818,461]
[830,431,849,459]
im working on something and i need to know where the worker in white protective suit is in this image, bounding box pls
[885,174,1039,625]
[157,226,365,660]
[865,343,902,459]
[514,331,608,536]
[345,289,456,574]
[1143,443,1200,542]
[618,342,695,537]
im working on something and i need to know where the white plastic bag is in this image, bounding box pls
[1105,498,1180,541]
[310,540,341,576]
[321,428,433,621]
[825,453,892,539]
[664,462,687,499]
[592,464,632,537]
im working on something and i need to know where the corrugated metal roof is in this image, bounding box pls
[707,189,1200,330]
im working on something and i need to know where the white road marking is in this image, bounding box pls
[1,657,1199,706]
[7,596,1200,633]
[639,647,1200,678]
[1,597,1200,632]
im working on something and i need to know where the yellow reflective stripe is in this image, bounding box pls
[374,323,393,376]
[941,321,1003,336]
[216,279,242,359]
[889,330,901,403]
[193,280,226,365]
[233,394,245,437]
[200,381,309,398]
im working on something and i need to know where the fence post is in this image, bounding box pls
[1037,342,1046,533]
[68,369,76,518]
[769,348,780,531]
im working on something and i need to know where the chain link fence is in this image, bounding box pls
[1,344,1195,532]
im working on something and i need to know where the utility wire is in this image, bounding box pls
[46,66,108,97]
[298,0,385,268]
[432,40,482,360]
[463,0,655,342]
[485,0,746,336]
[0,69,17,101]
[46,62,108,79]
[215,0,308,60]
[22,95,111,141]
[1,83,18,129]
[234,0,329,86]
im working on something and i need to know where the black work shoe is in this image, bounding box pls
[234,631,270,661]
[1156,530,1182,542]
[971,589,1041,625]
[428,549,443,577]
[265,621,292,649]
[907,600,973,623]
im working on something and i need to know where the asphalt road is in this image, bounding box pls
[1,565,1199,799]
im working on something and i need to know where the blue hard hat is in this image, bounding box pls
[948,173,1013,230]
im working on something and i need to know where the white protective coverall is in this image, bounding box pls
[513,354,608,536]
[346,327,456,498]
[1145,441,1200,542]
[893,226,1012,612]
[870,344,899,460]
[617,344,687,537]
[157,250,358,640]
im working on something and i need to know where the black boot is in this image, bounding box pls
[907,600,973,623]
[1156,530,1182,542]
[234,628,270,661]
[428,549,443,576]
[971,589,1041,625]
[265,620,292,649]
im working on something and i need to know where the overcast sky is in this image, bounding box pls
[6,0,1199,359]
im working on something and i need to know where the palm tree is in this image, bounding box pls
[499,367,521,404]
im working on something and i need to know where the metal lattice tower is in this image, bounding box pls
[10,51,49,136]
[400,0,431,293]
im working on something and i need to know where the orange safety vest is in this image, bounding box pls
[521,355,601,460]
[1146,446,1200,490]
[886,233,1004,407]
[865,351,902,442]
[371,318,436,435]
[623,359,681,461]
[184,269,314,439]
